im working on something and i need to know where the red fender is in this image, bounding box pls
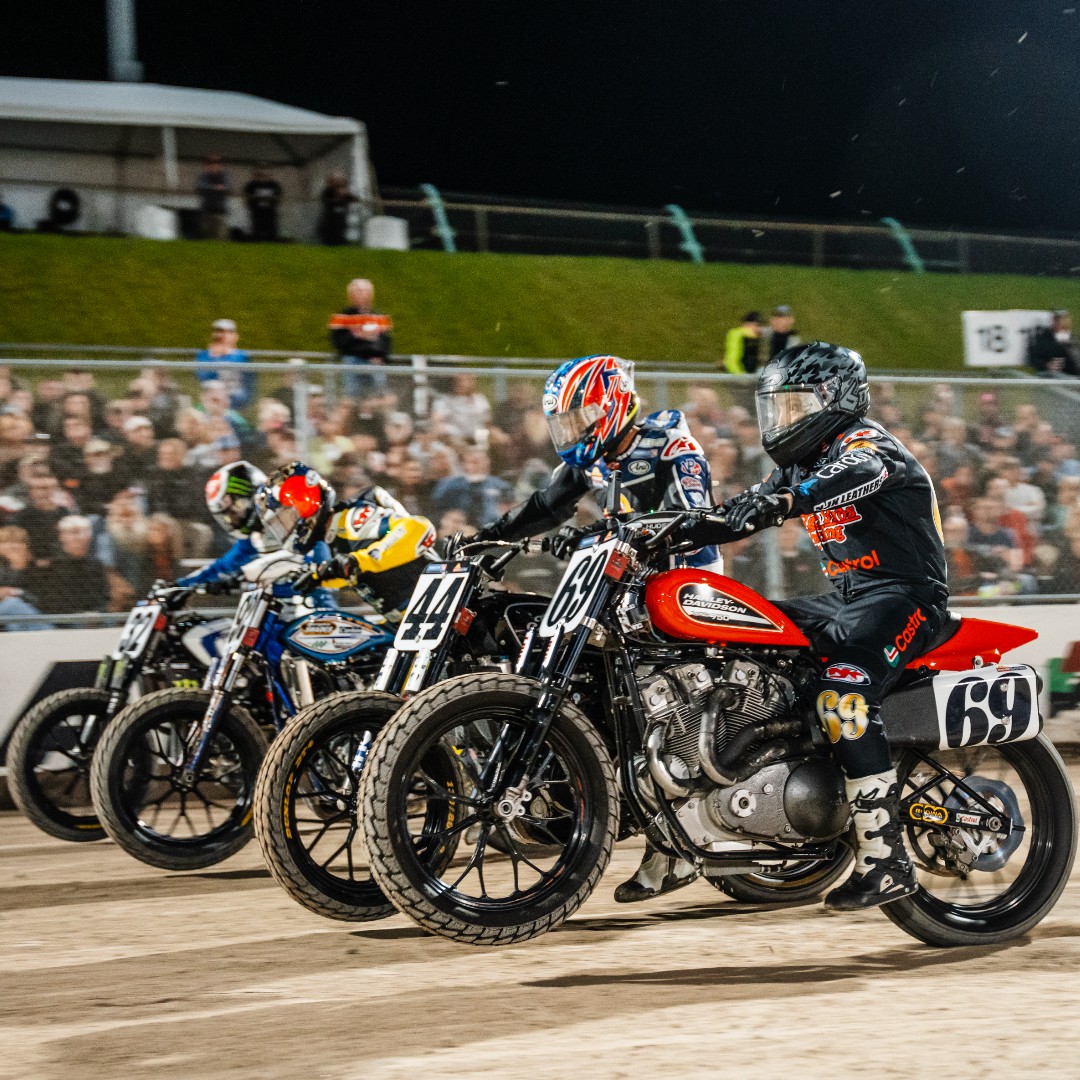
[908,616,1038,671]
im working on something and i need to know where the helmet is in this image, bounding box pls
[204,461,267,538]
[542,355,639,468]
[755,342,870,468]
[256,462,336,552]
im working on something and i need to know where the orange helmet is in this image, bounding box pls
[256,462,336,552]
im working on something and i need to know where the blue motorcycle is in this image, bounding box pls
[89,556,395,871]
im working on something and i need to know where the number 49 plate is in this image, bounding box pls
[394,566,471,652]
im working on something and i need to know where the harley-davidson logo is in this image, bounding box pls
[676,585,777,629]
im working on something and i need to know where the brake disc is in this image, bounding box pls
[945,775,1024,872]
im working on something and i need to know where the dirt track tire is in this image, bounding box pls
[254,691,404,922]
[884,734,1077,947]
[90,687,269,871]
[362,673,618,947]
[7,687,113,842]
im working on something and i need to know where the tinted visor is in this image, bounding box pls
[262,504,300,545]
[545,403,605,454]
[755,387,826,438]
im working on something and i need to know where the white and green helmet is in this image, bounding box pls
[203,460,268,537]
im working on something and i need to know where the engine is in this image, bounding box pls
[639,659,848,846]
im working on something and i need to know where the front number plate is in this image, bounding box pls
[394,568,471,652]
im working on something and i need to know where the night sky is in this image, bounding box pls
[4,1,1080,232]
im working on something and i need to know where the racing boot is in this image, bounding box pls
[825,769,918,912]
[614,838,700,904]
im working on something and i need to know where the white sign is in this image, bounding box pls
[961,310,1051,368]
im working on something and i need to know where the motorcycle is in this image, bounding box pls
[7,583,230,842]
[253,538,550,921]
[359,491,1076,947]
[89,553,393,871]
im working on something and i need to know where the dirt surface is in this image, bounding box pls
[2,762,1079,1080]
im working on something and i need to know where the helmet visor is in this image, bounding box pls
[262,504,300,545]
[756,388,826,439]
[546,402,605,455]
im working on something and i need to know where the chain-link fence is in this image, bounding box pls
[0,351,1078,627]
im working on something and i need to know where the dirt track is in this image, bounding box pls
[2,772,1080,1080]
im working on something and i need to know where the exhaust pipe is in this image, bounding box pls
[645,723,695,798]
[698,686,803,786]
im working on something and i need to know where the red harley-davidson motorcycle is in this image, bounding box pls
[360,493,1077,948]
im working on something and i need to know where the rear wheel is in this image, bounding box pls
[7,688,114,842]
[362,673,618,946]
[254,691,404,921]
[90,688,269,871]
[883,734,1076,946]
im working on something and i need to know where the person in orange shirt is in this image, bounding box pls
[328,279,393,400]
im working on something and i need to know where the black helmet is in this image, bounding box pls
[755,342,870,467]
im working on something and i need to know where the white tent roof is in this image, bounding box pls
[0,77,360,136]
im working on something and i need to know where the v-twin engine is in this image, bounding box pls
[639,660,847,846]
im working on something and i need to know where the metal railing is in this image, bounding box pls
[0,350,1077,627]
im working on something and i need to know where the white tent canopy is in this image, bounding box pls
[0,77,371,237]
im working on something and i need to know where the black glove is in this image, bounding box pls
[315,555,357,583]
[471,522,502,545]
[202,576,238,596]
[549,525,584,561]
[291,569,321,596]
[724,491,788,533]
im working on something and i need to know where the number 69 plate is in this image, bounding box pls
[538,537,618,639]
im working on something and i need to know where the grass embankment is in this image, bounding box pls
[2,234,1078,371]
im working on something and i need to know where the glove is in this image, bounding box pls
[291,569,322,596]
[549,525,583,561]
[315,555,357,584]
[471,522,502,545]
[724,492,788,533]
[202,577,238,596]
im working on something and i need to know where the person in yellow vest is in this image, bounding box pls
[722,311,763,374]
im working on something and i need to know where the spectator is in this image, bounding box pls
[430,447,515,528]
[50,414,94,498]
[0,525,50,623]
[174,407,218,469]
[940,462,978,517]
[146,439,203,521]
[942,514,979,596]
[936,416,978,478]
[317,170,358,245]
[140,514,185,592]
[984,476,1035,566]
[1000,456,1046,526]
[393,455,435,517]
[195,319,255,411]
[132,365,183,437]
[119,415,158,477]
[11,473,70,562]
[196,381,252,443]
[329,278,393,399]
[966,496,1022,585]
[0,412,35,488]
[43,515,110,614]
[1043,532,1080,593]
[1048,475,1080,530]
[196,154,232,240]
[264,425,298,471]
[436,508,473,544]
[764,305,801,361]
[79,438,130,517]
[1028,310,1080,377]
[102,490,149,591]
[723,312,763,375]
[308,413,355,475]
[430,374,492,448]
[243,165,282,242]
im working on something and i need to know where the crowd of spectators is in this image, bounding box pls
[2,308,1080,625]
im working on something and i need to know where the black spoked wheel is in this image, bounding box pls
[362,673,618,946]
[7,687,115,842]
[255,691,411,921]
[90,688,269,871]
[711,841,854,904]
[883,734,1076,946]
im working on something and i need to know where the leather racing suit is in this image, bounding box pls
[738,417,949,778]
[313,491,437,621]
[480,410,722,571]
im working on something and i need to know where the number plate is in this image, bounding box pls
[221,590,266,656]
[538,537,618,639]
[934,664,1041,748]
[112,604,162,661]
[393,565,471,652]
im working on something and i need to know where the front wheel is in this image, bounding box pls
[883,734,1076,946]
[90,688,270,871]
[7,687,115,842]
[254,690,405,922]
[362,673,618,947]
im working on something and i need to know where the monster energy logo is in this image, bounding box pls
[225,475,254,497]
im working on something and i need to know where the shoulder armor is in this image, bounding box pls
[642,409,686,433]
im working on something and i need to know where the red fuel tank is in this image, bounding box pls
[645,569,810,647]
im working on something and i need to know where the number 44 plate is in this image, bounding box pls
[394,566,471,652]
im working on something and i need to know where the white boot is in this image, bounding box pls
[614,841,699,903]
[825,769,918,911]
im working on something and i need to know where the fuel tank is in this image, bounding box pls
[645,569,810,646]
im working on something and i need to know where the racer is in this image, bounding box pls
[176,461,275,589]
[470,353,720,903]
[682,341,949,910]
[473,354,721,573]
[255,461,437,621]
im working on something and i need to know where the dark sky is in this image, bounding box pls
[4,1,1080,232]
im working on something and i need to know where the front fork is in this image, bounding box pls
[179,651,244,787]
